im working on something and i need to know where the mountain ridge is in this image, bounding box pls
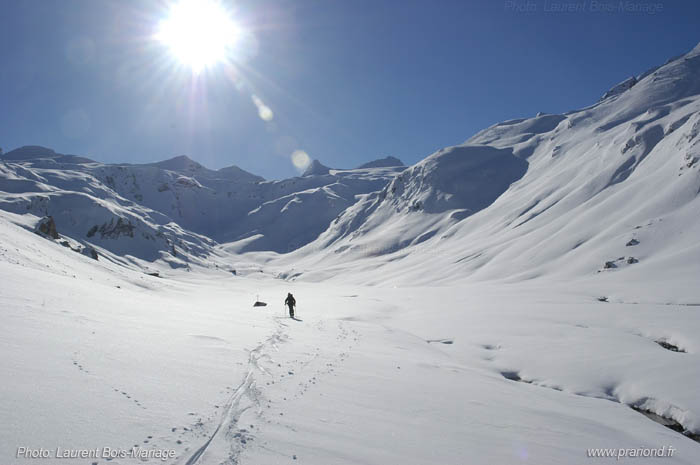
[2,43,700,281]
[0,147,405,262]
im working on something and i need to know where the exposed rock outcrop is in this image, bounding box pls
[34,216,59,239]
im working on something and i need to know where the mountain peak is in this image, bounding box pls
[356,156,404,169]
[217,164,265,183]
[598,41,700,105]
[302,159,330,176]
[1,145,94,164]
[2,145,58,160]
[152,155,202,171]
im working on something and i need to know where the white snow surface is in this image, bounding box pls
[2,43,700,464]
[1,211,700,465]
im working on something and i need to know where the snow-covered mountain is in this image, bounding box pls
[0,149,216,268]
[0,147,404,264]
[3,44,700,281]
[282,42,700,291]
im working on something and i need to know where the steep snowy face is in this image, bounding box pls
[283,43,700,286]
[86,160,264,242]
[291,145,527,261]
[383,145,527,214]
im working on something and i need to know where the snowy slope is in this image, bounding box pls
[280,43,700,292]
[1,212,700,465]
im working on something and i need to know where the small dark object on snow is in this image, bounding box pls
[82,246,99,260]
[627,257,639,264]
[253,294,267,307]
[501,371,521,381]
[597,296,609,302]
[626,239,640,246]
[427,338,454,344]
[603,261,617,269]
[147,271,160,277]
[655,340,686,353]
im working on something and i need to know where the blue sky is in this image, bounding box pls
[1,0,698,179]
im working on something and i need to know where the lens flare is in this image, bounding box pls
[291,150,311,170]
[252,95,274,121]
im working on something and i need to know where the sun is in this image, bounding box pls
[156,0,239,73]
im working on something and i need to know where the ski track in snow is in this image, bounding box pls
[183,316,359,465]
[183,324,285,465]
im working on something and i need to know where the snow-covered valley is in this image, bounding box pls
[2,43,700,464]
[2,212,700,465]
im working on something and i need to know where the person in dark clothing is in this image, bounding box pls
[284,293,296,318]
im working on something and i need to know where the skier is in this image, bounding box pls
[284,292,296,318]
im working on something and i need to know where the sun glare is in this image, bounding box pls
[156,0,239,73]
